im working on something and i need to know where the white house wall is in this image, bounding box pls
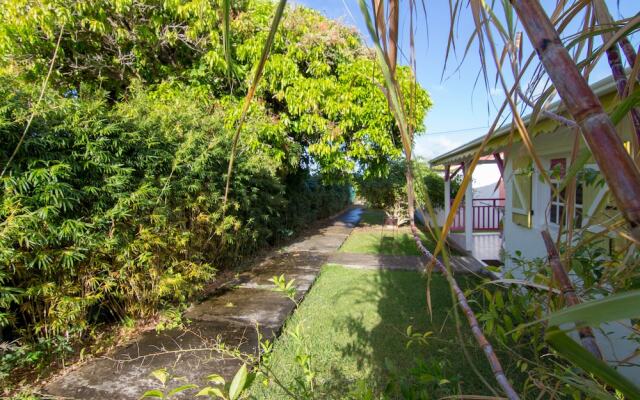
[503,127,580,274]
[502,125,639,382]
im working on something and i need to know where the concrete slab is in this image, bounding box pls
[328,252,486,274]
[448,255,486,274]
[334,207,363,226]
[184,288,296,328]
[237,253,326,292]
[327,253,424,271]
[46,322,273,400]
[285,234,350,253]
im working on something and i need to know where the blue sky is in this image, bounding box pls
[291,0,639,161]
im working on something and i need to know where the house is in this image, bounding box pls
[430,75,633,271]
[429,75,638,381]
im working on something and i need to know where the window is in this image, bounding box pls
[549,158,583,228]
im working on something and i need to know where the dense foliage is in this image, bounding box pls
[0,0,430,178]
[356,159,459,220]
[0,0,430,383]
[355,160,408,220]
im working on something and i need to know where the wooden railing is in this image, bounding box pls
[451,198,505,231]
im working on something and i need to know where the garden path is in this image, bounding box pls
[43,207,363,399]
[327,252,485,273]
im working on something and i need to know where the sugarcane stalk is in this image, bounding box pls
[619,37,637,68]
[372,0,388,56]
[409,224,520,400]
[511,0,640,242]
[359,2,520,397]
[541,230,604,360]
[593,0,640,144]
[388,0,399,75]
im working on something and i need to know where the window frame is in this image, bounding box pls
[548,158,583,228]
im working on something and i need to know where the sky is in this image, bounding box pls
[291,0,639,167]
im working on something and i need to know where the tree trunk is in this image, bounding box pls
[511,0,640,242]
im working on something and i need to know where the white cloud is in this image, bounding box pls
[414,135,470,160]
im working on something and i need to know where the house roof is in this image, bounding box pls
[429,75,619,166]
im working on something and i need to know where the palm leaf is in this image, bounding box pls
[547,289,640,328]
[546,327,640,399]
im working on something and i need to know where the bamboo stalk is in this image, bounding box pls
[593,0,640,144]
[511,0,640,242]
[541,230,604,360]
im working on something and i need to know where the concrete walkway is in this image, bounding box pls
[327,252,485,274]
[44,207,363,399]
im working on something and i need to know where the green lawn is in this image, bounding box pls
[247,265,513,399]
[358,209,386,226]
[338,226,461,257]
[344,209,459,257]
[338,229,427,256]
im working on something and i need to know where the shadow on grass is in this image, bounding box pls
[338,226,457,258]
[328,267,512,398]
[247,265,523,399]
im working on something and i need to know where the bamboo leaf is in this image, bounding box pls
[546,327,640,399]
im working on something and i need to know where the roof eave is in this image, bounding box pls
[428,76,619,167]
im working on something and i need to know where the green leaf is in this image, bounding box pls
[546,327,640,399]
[223,0,288,206]
[140,389,164,399]
[558,149,591,192]
[548,290,640,328]
[228,364,248,400]
[196,386,225,398]
[167,384,198,397]
[151,368,170,385]
[206,374,226,385]
[609,85,640,125]
[222,0,232,83]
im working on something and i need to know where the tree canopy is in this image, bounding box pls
[0,0,431,178]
